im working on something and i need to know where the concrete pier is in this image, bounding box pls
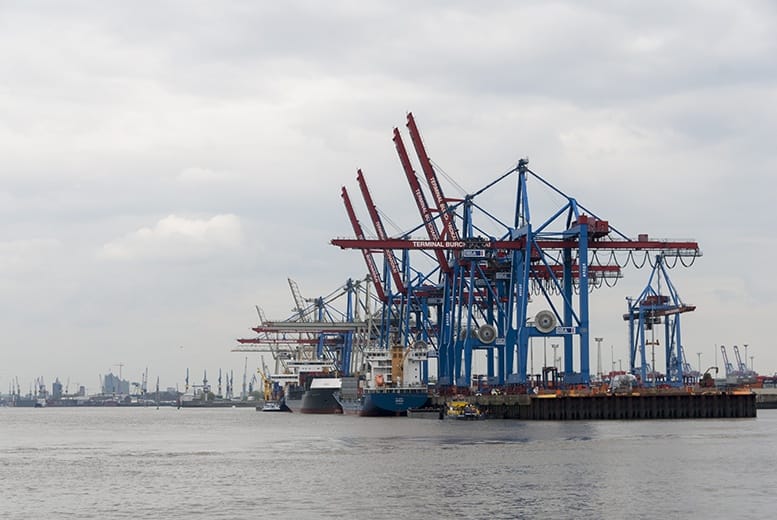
[753,388,777,409]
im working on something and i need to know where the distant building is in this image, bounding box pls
[52,378,63,399]
[103,373,130,395]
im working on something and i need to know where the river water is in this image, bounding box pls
[1,406,774,519]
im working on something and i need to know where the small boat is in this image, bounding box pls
[445,400,484,420]
[258,400,290,412]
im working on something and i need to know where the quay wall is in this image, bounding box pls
[432,392,757,420]
[754,388,777,409]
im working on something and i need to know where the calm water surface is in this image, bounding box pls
[1,406,775,519]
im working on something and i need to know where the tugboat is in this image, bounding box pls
[444,400,484,420]
[258,400,290,412]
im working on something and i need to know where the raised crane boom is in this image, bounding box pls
[255,305,267,325]
[288,278,311,322]
[406,112,460,242]
[392,127,450,273]
[720,345,735,377]
[340,185,386,302]
[732,345,748,373]
[356,170,405,294]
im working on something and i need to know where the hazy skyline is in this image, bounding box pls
[2,1,776,392]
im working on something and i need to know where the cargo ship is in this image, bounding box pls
[285,377,342,414]
[275,360,342,414]
[336,384,430,416]
[335,343,429,416]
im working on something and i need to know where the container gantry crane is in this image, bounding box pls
[623,254,696,387]
[732,345,747,376]
[349,165,441,360]
[354,169,417,352]
[720,345,735,378]
[234,277,382,376]
[333,113,701,390]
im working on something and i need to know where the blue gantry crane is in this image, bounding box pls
[333,113,702,390]
[720,345,735,379]
[233,277,381,377]
[623,254,697,386]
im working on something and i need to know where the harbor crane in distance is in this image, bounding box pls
[730,345,757,383]
[139,368,148,397]
[288,278,313,322]
[235,278,380,376]
[255,305,267,325]
[720,346,735,379]
[733,345,747,374]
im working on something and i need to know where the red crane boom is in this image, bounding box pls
[340,186,387,302]
[356,170,405,294]
[392,127,451,273]
[406,112,460,242]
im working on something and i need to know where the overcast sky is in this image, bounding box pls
[2,1,775,394]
